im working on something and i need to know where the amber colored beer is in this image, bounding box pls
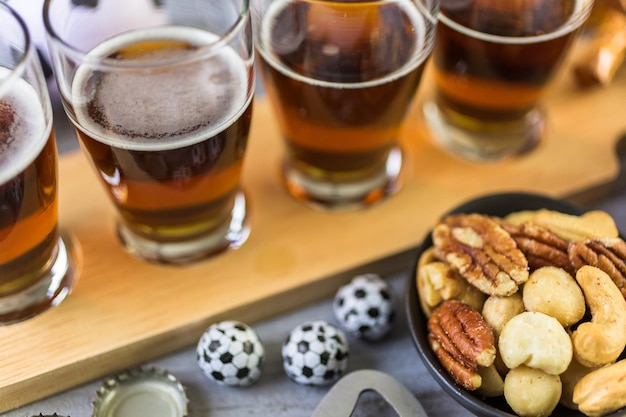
[64,27,253,255]
[257,0,429,204]
[432,0,581,122]
[0,69,58,295]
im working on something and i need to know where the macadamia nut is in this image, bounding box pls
[523,266,586,327]
[499,311,572,375]
[504,365,562,417]
[482,293,525,337]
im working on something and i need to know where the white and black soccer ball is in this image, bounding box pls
[333,274,396,341]
[196,321,265,387]
[282,320,349,386]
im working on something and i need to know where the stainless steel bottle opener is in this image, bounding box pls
[310,369,429,417]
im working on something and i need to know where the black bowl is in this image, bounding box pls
[405,192,626,417]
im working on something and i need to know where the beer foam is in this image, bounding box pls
[72,26,252,151]
[0,67,49,185]
[258,0,432,89]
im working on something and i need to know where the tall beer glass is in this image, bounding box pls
[44,0,255,264]
[423,0,594,161]
[253,0,438,211]
[0,3,78,324]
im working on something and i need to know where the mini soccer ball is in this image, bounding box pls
[333,274,396,341]
[282,320,349,386]
[196,321,264,387]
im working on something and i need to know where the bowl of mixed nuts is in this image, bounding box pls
[406,192,626,417]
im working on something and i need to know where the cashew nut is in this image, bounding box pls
[559,357,597,410]
[573,358,626,417]
[505,209,619,242]
[572,265,626,367]
[416,248,486,317]
[476,364,504,398]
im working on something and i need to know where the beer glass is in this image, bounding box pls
[44,0,255,264]
[423,0,594,161]
[0,2,78,324]
[253,0,439,211]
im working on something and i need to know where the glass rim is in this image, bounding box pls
[254,0,439,87]
[439,0,594,44]
[42,0,251,69]
[256,0,439,20]
[284,0,432,3]
[0,2,34,98]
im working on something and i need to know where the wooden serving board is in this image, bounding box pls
[1,45,625,412]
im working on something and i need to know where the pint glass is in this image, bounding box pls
[253,0,439,211]
[44,0,255,264]
[423,0,594,161]
[0,2,78,324]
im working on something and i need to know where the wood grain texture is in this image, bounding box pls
[1,46,625,412]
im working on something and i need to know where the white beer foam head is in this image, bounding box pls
[72,26,251,152]
[0,67,48,185]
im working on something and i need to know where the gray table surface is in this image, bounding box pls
[3,78,626,417]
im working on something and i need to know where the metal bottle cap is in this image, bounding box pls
[92,366,188,417]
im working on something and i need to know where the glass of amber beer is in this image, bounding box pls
[423,0,594,161]
[44,0,255,264]
[0,3,78,324]
[253,0,439,210]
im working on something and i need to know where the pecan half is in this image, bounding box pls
[433,214,529,296]
[428,334,482,391]
[428,300,496,391]
[569,238,626,300]
[500,221,576,276]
